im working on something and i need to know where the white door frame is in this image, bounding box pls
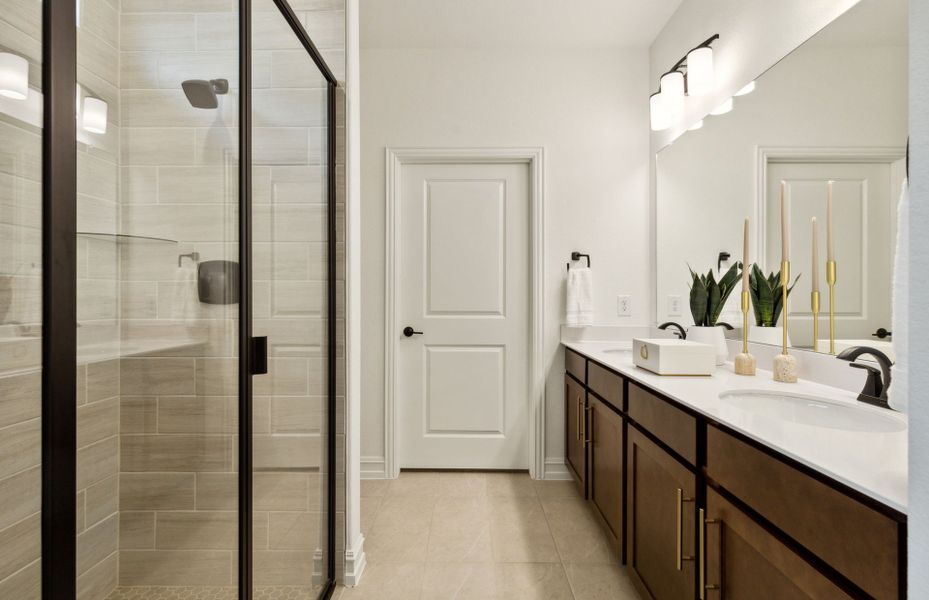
[384,147,545,479]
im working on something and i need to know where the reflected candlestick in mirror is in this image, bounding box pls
[780,181,790,262]
[827,180,835,262]
[742,218,749,291]
[811,218,819,292]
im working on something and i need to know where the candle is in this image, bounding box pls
[780,181,790,262]
[826,180,835,262]
[811,217,819,292]
[742,218,749,291]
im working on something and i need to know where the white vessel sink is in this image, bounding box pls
[719,390,905,433]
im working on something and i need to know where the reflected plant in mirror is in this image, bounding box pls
[748,264,800,328]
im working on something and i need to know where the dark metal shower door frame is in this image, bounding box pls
[238,2,339,600]
[38,0,339,598]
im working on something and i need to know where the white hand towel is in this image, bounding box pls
[566,265,594,326]
[890,179,908,412]
[171,264,200,325]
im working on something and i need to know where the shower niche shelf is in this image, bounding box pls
[77,231,178,244]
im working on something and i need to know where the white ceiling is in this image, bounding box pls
[360,0,684,49]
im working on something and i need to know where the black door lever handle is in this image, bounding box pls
[403,326,423,337]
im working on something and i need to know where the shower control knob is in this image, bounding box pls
[403,326,423,338]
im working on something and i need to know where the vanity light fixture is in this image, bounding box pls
[688,119,704,131]
[649,34,719,131]
[81,96,108,134]
[685,46,715,96]
[709,97,733,116]
[0,52,29,100]
[659,70,685,115]
[650,92,671,131]
[734,81,756,96]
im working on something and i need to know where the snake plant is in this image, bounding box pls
[748,263,800,327]
[688,263,742,327]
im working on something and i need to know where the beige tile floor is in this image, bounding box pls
[331,472,642,600]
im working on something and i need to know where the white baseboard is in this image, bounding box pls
[361,456,388,479]
[542,458,572,480]
[343,533,367,587]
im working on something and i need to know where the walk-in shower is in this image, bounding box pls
[0,1,344,599]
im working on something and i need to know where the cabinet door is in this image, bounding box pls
[627,427,695,600]
[589,396,623,555]
[703,488,852,600]
[564,374,586,496]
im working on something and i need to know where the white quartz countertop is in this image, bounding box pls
[563,341,908,514]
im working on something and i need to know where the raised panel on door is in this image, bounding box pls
[589,397,623,556]
[564,374,586,496]
[627,427,695,600]
[704,488,853,600]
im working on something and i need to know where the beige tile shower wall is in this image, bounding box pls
[77,0,123,597]
[0,0,120,598]
[116,0,346,588]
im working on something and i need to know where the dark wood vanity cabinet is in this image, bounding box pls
[588,395,624,554]
[627,426,696,600]
[704,487,853,600]
[564,372,586,496]
[563,351,905,600]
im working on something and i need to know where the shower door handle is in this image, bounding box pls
[250,336,268,375]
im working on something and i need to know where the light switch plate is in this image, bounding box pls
[668,295,682,317]
[617,295,631,317]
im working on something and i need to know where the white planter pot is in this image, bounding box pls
[748,326,791,348]
[687,326,729,366]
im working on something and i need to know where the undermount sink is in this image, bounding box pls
[719,390,906,433]
[602,348,629,354]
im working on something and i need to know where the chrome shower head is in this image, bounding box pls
[181,78,229,109]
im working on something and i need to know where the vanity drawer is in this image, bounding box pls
[587,361,623,410]
[627,383,696,466]
[706,425,900,600]
[565,348,586,383]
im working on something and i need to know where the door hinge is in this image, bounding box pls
[250,336,268,375]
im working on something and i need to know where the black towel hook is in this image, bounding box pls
[567,251,591,272]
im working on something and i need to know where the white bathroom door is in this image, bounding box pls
[397,161,530,469]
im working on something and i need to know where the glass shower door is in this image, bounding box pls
[250,2,333,597]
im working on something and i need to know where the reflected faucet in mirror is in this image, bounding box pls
[836,346,893,410]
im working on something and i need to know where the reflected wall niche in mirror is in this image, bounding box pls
[655,0,907,357]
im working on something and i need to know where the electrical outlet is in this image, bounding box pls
[668,295,682,317]
[617,295,632,317]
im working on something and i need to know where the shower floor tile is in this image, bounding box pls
[105,586,323,600]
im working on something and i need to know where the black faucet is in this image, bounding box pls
[658,322,687,340]
[836,346,894,410]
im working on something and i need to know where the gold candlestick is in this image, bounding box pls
[826,260,836,354]
[811,291,821,352]
[773,261,798,382]
[734,290,756,375]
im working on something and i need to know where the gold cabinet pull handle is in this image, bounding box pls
[700,507,721,599]
[576,395,581,441]
[584,405,593,444]
[675,488,694,570]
